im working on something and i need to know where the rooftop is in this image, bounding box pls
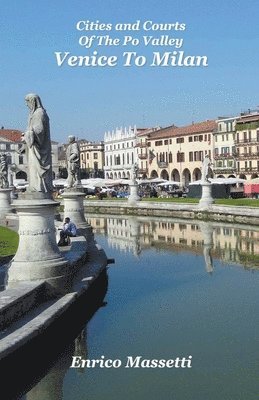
[0,129,22,142]
[147,120,217,140]
[236,113,259,124]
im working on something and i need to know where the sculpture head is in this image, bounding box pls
[25,93,43,112]
[68,135,75,144]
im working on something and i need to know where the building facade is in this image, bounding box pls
[0,129,25,180]
[235,112,259,180]
[139,120,216,185]
[213,116,237,178]
[104,126,139,179]
[0,128,60,180]
[135,127,161,178]
[79,140,104,178]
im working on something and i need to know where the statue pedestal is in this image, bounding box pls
[128,184,140,205]
[62,189,92,236]
[199,182,214,208]
[0,188,13,217]
[8,196,70,292]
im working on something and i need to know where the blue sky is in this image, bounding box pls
[1,0,259,142]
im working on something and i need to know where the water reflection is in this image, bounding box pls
[25,341,75,400]
[85,215,259,400]
[8,216,259,399]
[87,215,259,269]
[25,329,87,400]
[199,221,214,274]
[3,269,108,400]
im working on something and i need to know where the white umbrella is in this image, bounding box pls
[81,178,105,188]
[189,178,246,185]
[119,179,131,185]
[52,179,68,187]
[138,178,167,184]
[157,181,181,186]
[104,179,122,186]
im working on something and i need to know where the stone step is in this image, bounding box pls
[0,291,76,361]
[0,281,46,331]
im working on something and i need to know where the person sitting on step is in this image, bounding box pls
[58,217,77,246]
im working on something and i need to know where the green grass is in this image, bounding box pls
[145,197,259,207]
[214,198,259,207]
[0,226,19,257]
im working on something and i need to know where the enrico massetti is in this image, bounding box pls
[70,355,193,369]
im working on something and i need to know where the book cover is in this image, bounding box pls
[1,1,259,399]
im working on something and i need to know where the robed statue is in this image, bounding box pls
[66,135,81,188]
[0,153,9,188]
[201,155,212,183]
[131,162,139,182]
[21,94,52,193]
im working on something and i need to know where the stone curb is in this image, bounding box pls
[83,200,259,224]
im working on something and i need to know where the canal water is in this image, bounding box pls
[23,215,259,400]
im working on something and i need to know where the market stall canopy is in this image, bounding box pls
[157,181,181,186]
[244,178,259,185]
[53,178,129,189]
[81,178,106,188]
[81,178,120,187]
[138,178,167,184]
[53,179,68,187]
[244,178,259,194]
[189,178,246,185]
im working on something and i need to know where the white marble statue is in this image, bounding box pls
[201,155,212,182]
[131,162,139,182]
[66,135,81,188]
[21,94,52,193]
[0,153,9,188]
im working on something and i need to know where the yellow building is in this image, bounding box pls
[79,140,104,177]
[136,120,216,185]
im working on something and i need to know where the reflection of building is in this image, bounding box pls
[106,217,141,256]
[86,217,107,235]
[152,220,205,249]
[92,215,259,269]
[152,219,259,268]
